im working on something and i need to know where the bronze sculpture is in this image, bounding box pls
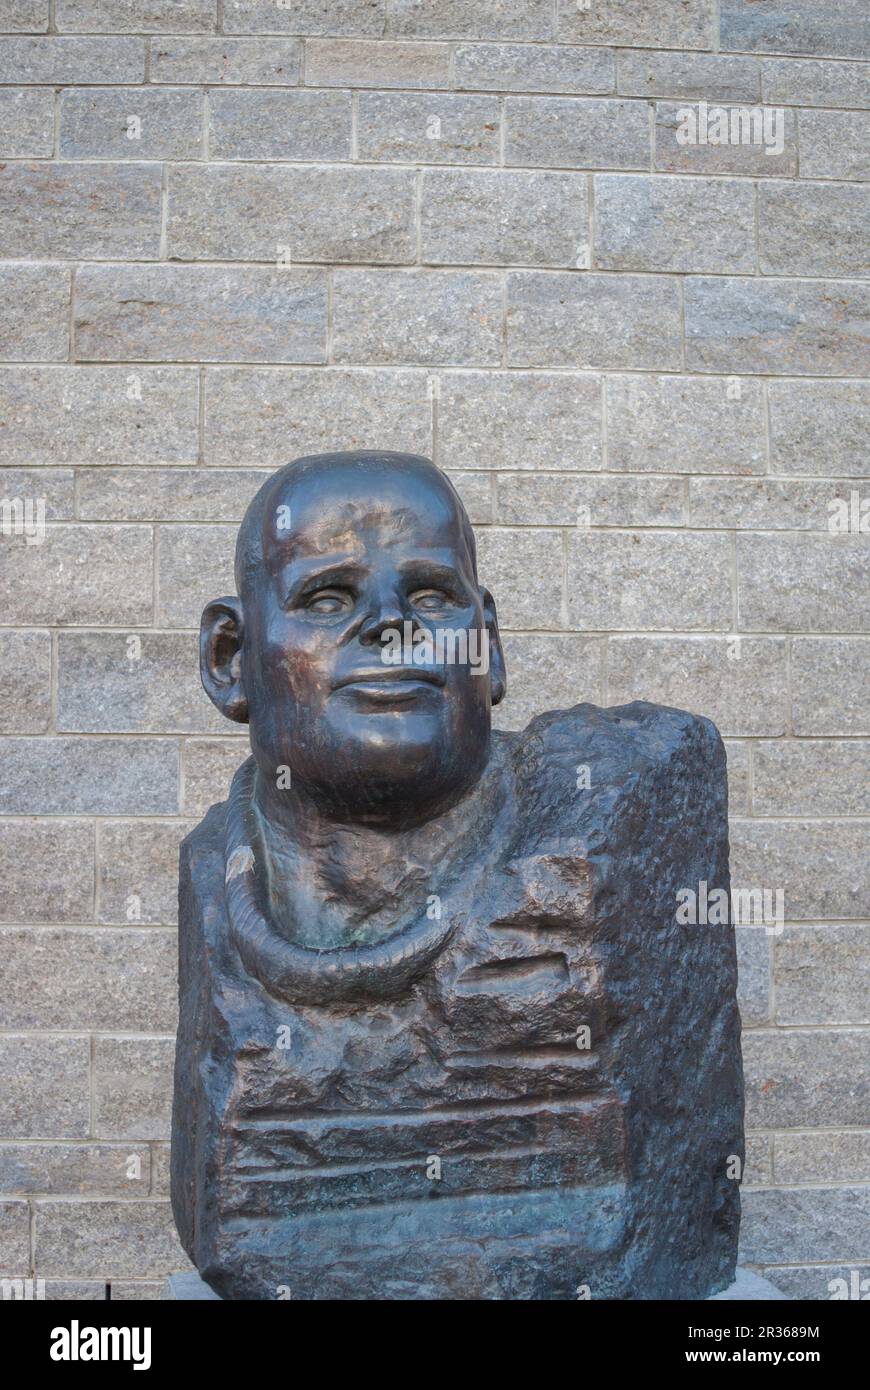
[171,450,744,1300]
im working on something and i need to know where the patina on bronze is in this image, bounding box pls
[171,450,744,1300]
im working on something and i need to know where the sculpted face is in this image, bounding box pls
[201,452,505,827]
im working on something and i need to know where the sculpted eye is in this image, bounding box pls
[409,589,450,612]
[304,589,351,615]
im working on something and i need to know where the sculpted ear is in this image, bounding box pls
[200,597,248,724]
[481,587,506,707]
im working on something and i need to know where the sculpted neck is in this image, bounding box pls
[249,761,498,951]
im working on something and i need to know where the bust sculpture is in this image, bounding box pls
[171,450,744,1300]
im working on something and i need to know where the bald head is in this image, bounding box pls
[235,451,478,604]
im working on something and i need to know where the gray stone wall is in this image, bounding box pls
[0,0,867,1301]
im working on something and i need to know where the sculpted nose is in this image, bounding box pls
[358,587,407,645]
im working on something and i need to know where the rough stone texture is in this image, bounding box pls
[0,1143,151,1196]
[34,1200,188,1279]
[0,927,177,1032]
[208,89,351,161]
[0,4,865,1294]
[167,164,416,264]
[59,87,204,160]
[94,1036,175,1140]
[505,96,650,169]
[0,1036,90,1138]
[173,704,742,1299]
[149,37,300,85]
[455,41,614,93]
[0,87,54,156]
[421,169,589,267]
[0,162,162,260]
[655,102,797,177]
[357,91,499,164]
[75,265,329,365]
[594,175,756,274]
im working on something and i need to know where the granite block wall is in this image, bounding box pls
[0,0,867,1300]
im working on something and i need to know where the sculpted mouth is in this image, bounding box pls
[333,668,445,691]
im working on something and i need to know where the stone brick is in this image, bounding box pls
[75,265,328,367]
[556,0,714,49]
[594,174,755,274]
[203,367,431,464]
[167,163,415,264]
[0,265,69,363]
[605,375,765,475]
[0,36,144,83]
[655,101,797,177]
[607,637,788,736]
[151,1143,170,1195]
[223,0,386,36]
[0,162,161,259]
[689,478,866,531]
[774,1131,870,1184]
[684,277,870,376]
[759,182,870,279]
[77,467,270,522]
[0,1201,30,1272]
[724,739,750,815]
[59,87,203,160]
[504,96,650,171]
[799,109,870,181]
[97,820,191,925]
[737,534,869,633]
[39,1278,161,1298]
[617,49,760,102]
[387,0,551,40]
[566,532,731,631]
[720,1,870,58]
[445,469,492,524]
[0,630,51,734]
[493,633,603,731]
[0,367,199,467]
[437,371,602,471]
[0,1,48,30]
[332,269,503,365]
[743,1030,870,1128]
[730,819,869,920]
[768,380,870,477]
[93,1037,174,1141]
[155,523,235,628]
[753,740,869,817]
[507,272,681,369]
[0,927,177,1031]
[56,0,216,30]
[792,638,869,736]
[304,38,449,88]
[497,474,684,528]
[356,91,500,164]
[736,925,771,1026]
[741,1187,870,1267]
[150,36,300,85]
[0,821,94,924]
[0,87,53,156]
[181,737,249,817]
[35,1199,187,1279]
[454,41,614,94]
[1,524,153,626]
[762,57,870,108]
[0,468,74,518]
[774,925,870,1025]
[107,1280,166,1298]
[421,168,589,267]
[474,527,563,629]
[743,1133,772,1186]
[208,88,350,160]
[761,1263,870,1301]
[0,1035,89,1137]
[0,737,178,816]
[57,633,222,739]
[0,1144,151,1196]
